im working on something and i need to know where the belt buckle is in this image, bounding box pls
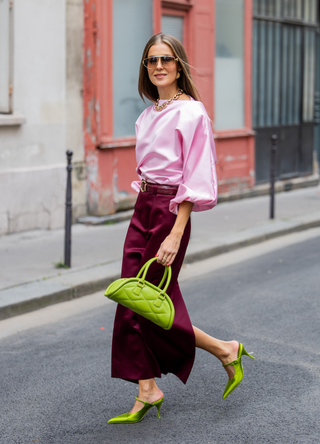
[140,180,147,193]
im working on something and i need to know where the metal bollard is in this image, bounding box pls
[64,150,73,267]
[314,91,320,167]
[270,134,277,220]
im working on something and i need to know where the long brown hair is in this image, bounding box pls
[138,33,201,103]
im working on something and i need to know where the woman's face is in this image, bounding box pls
[146,42,179,92]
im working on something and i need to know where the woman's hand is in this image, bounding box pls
[156,201,193,267]
[156,232,182,267]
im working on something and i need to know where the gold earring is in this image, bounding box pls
[176,71,180,79]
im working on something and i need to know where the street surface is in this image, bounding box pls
[0,228,320,444]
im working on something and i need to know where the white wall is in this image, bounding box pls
[66,0,86,222]
[0,0,85,234]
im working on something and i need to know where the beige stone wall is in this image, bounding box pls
[66,0,86,222]
[0,166,65,234]
[0,0,86,234]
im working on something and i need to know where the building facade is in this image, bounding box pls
[83,0,256,216]
[0,0,86,235]
[83,0,319,217]
[252,0,319,182]
[1,0,318,234]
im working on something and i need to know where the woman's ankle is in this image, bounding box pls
[138,379,162,397]
[139,378,157,393]
[138,379,163,403]
[219,340,239,364]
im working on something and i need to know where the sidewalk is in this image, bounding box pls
[0,185,319,320]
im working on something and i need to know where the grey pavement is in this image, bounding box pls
[0,232,319,443]
[0,184,319,319]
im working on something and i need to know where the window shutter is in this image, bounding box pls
[162,15,184,43]
[0,0,12,113]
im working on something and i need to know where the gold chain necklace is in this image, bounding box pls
[154,89,184,112]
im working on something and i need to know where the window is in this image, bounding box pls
[254,0,282,17]
[304,0,317,23]
[162,15,184,43]
[112,0,153,138]
[303,28,316,122]
[0,0,13,113]
[283,0,303,19]
[215,0,245,130]
[253,0,318,127]
[161,6,190,58]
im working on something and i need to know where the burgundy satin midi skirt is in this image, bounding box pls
[111,191,196,384]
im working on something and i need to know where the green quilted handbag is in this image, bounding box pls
[104,257,175,330]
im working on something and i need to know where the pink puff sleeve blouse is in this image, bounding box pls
[131,99,218,215]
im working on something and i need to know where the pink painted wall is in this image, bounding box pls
[83,0,255,215]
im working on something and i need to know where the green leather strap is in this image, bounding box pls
[135,397,152,406]
[158,266,168,289]
[161,265,172,294]
[222,358,240,367]
[135,258,153,279]
[135,257,172,294]
[104,256,175,330]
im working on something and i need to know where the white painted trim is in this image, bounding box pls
[0,164,65,174]
[0,113,26,126]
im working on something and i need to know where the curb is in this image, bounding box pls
[217,174,319,203]
[0,260,122,321]
[184,213,320,263]
[77,209,134,226]
[76,175,319,226]
[0,274,118,321]
[1,214,320,321]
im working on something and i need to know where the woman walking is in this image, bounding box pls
[108,33,254,424]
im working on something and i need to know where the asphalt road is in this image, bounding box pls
[0,229,319,444]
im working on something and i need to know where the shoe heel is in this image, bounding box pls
[242,347,255,359]
[153,398,164,419]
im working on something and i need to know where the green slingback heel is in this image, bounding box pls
[222,343,255,400]
[108,397,164,424]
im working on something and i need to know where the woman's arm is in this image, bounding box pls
[156,200,193,266]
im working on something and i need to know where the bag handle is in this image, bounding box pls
[136,257,172,294]
[158,266,169,289]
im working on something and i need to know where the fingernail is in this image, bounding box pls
[167,264,170,267]
[155,254,158,257]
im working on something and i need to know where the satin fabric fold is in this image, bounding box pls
[111,192,195,384]
[132,99,218,215]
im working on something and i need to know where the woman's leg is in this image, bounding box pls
[130,378,164,414]
[130,327,238,413]
[193,326,239,380]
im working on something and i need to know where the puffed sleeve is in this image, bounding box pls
[169,107,218,215]
[130,110,147,193]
